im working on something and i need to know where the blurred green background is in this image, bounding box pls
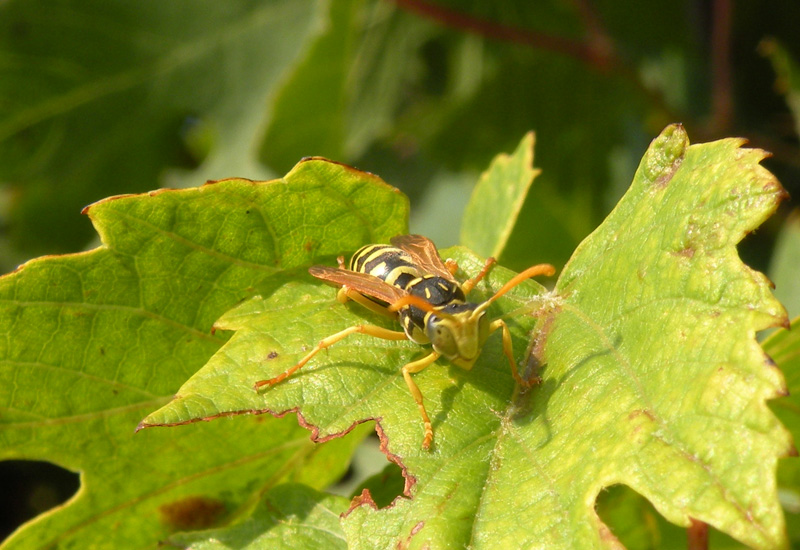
[2,0,800,545]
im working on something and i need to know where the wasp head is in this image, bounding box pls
[425,302,491,369]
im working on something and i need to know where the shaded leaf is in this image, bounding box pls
[763,316,800,547]
[0,159,405,549]
[761,38,800,138]
[167,484,349,550]
[0,0,324,256]
[769,212,800,319]
[260,0,434,174]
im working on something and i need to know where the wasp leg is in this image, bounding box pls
[254,325,408,390]
[461,257,497,295]
[444,258,459,276]
[401,351,441,450]
[489,319,540,388]
[336,286,396,318]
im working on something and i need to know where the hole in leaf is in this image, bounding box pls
[349,463,405,509]
[330,433,405,508]
[0,460,79,539]
[596,484,754,549]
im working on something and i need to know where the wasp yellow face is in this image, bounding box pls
[424,302,491,369]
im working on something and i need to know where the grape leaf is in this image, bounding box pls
[140,247,548,448]
[342,125,791,549]
[769,213,800,319]
[0,0,324,256]
[85,125,794,548]
[0,159,405,549]
[763,316,800,546]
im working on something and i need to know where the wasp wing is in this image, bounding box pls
[391,234,455,281]
[309,265,407,304]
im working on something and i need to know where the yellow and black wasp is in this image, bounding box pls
[254,234,555,449]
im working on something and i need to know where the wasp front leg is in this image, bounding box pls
[489,319,540,388]
[254,325,408,390]
[401,351,441,450]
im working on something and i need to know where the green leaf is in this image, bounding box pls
[765,317,800,439]
[0,159,406,549]
[341,125,791,549]
[543,124,789,548]
[259,0,434,174]
[141,247,548,443]
[144,126,791,548]
[461,131,539,259]
[167,484,350,550]
[0,0,324,256]
[769,212,800,320]
[761,39,800,139]
[763,316,800,547]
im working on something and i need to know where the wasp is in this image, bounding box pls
[254,234,555,449]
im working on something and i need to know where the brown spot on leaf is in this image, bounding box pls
[597,521,621,543]
[672,246,695,258]
[159,495,225,530]
[628,409,656,422]
[267,350,279,360]
[396,521,425,549]
[628,409,657,435]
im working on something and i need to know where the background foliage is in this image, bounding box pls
[2,0,800,548]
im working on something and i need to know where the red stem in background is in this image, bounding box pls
[392,0,615,69]
[710,0,733,132]
[688,519,709,550]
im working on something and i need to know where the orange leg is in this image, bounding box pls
[461,257,497,295]
[401,351,441,449]
[489,319,540,388]
[254,324,408,390]
[336,286,396,318]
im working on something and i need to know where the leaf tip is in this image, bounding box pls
[134,419,150,433]
[641,123,690,189]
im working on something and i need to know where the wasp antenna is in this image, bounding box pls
[475,264,556,314]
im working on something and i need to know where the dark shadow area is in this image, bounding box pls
[0,460,80,540]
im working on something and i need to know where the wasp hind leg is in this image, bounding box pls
[401,351,441,450]
[253,324,409,390]
[336,286,396,318]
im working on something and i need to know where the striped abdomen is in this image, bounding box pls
[350,244,422,290]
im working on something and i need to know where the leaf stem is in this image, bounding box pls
[391,0,614,68]
[709,0,734,133]
[687,519,709,550]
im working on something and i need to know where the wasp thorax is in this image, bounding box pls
[425,302,490,367]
